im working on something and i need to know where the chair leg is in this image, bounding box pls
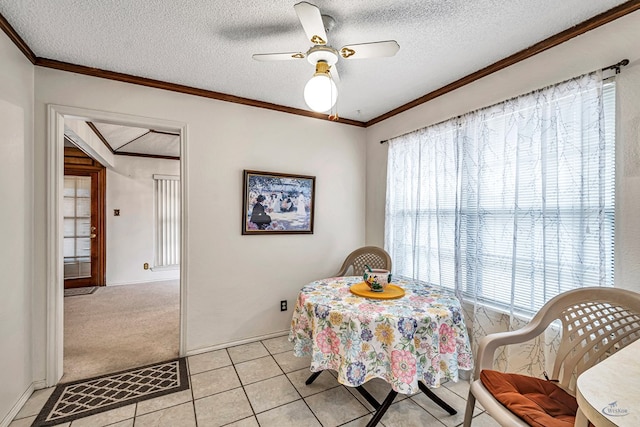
[462,391,476,427]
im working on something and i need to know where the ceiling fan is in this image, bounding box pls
[252,1,400,115]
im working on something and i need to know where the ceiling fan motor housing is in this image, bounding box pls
[307,45,339,66]
[321,14,336,33]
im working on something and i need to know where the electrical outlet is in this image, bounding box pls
[280,300,287,311]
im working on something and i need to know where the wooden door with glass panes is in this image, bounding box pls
[64,148,105,288]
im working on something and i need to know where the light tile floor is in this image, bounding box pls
[10,335,501,427]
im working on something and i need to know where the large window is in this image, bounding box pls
[385,72,615,315]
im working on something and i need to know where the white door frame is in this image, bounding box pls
[46,104,189,386]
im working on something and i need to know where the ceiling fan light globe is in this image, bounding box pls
[304,74,337,112]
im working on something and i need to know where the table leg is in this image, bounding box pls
[356,385,381,409]
[365,389,398,427]
[305,371,323,385]
[418,381,457,415]
[305,374,447,426]
[304,373,394,426]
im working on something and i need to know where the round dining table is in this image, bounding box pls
[289,276,473,426]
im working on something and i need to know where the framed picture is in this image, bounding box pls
[242,170,316,235]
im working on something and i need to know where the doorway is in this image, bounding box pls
[46,104,188,386]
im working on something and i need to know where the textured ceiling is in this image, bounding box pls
[90,122,181,158]
[64,122,180,159]
[0,0,630,122]
[92,123,149,151]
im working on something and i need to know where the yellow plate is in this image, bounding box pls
[349,282,405,300]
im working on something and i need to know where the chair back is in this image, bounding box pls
[336,246,392,277]
[532,287,640,392]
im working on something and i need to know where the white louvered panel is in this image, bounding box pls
[154,175,180,268]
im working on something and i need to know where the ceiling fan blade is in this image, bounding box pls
[340,40,400,59]
[294,2,328,45]
[252,52,306,61]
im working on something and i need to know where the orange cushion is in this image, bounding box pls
[480,369,579,427]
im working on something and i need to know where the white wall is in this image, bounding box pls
[106,155,180,285]
[616,56,640,293]
[365,10,640,293]
[32,68,366,380]
[0,32,34,425]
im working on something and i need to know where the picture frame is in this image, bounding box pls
[242,170,316,235]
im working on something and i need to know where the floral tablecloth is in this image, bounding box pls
[289,276,473,394]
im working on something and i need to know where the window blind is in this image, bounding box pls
[385,74,615,315]
[154,174,180,268]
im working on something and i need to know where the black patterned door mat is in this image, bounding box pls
[32,358,189,427]
[64,286,98,297]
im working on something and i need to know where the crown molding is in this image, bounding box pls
[0,11,36,64]
[34,57,366,127]
[2,1,639,128]
[366,0,640,126]
[86,122,116,154]
[114,151,180,161]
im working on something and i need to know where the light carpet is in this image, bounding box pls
[63,280,180,382]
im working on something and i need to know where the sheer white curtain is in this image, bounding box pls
[385,71,615,376]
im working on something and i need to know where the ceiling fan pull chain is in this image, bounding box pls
[328,79,339,121]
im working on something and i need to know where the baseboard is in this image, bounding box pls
[33,380,47,390]
[106,278,179,286]
[186,330,289,356]
[150,265,180,272]
[0,381,36,427]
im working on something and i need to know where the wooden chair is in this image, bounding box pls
[463,287,640,427]
[336,246,392,276]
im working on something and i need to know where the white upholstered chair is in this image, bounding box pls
[463,287,640,427]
